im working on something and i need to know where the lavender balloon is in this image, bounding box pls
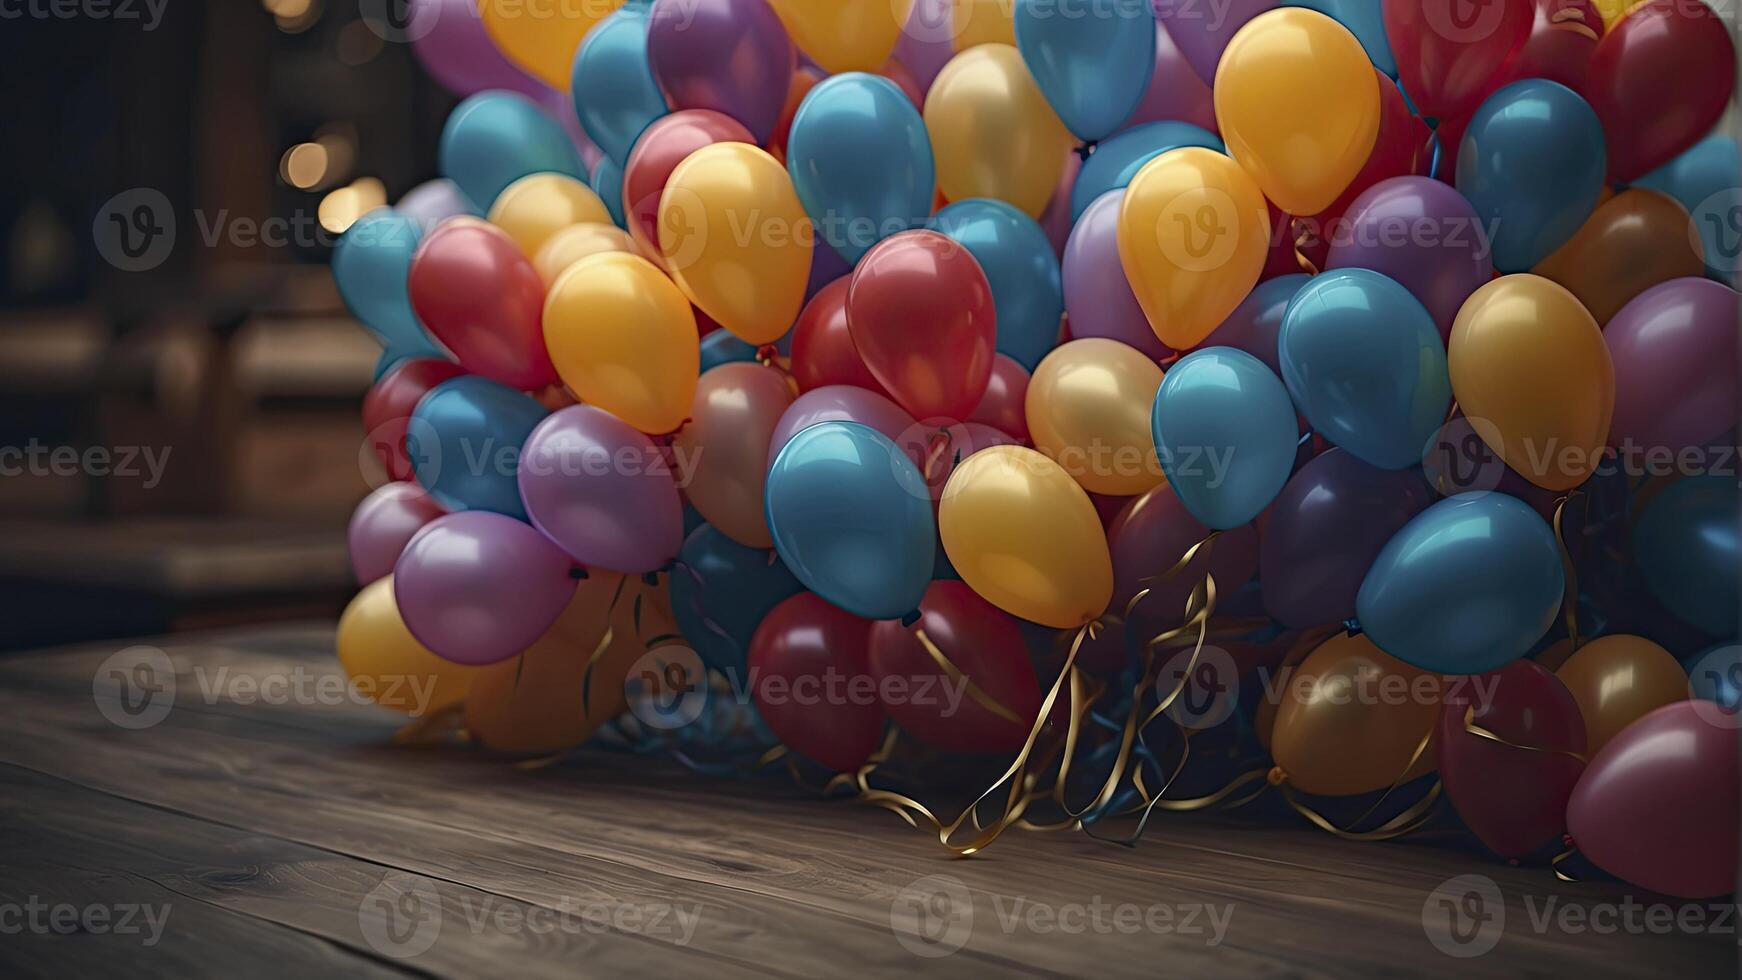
[1607,278,1741,455]
[407,0,549,100]
[647,0,795,145]
[1326,177,1493,341]
[767,385,919,470]
[1064,190,1171,362]
[895,0,954,92]
[518,405,684,574]
[397,179,478,233]
[348,482,446,584]
[1200,273,1310,376]
[394,511,577,665]
[1155,0,1273,86]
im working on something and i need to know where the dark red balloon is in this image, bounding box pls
[622,109,756,255]
[1585,0,1737,182]
[407,221,555,389]
[847,230,996,421]
[1503,0,1605,94]
[362,358,467,481]
[790,277,888,395]
[749,592,886,772]
[1309,71,1430,233]
[1384,0,1534,121]
[867,581,1041,753]
[966,353,1031,442]
[1438,661,1586,859]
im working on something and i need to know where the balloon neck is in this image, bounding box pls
[1342,618,1363,638]
[569,565,590,580]
[1265,766,1289,787]
[900,609,923,628]
[1073,140,1098,162]
[643,570,663,586]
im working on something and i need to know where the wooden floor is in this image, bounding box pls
[0,624,1733,978]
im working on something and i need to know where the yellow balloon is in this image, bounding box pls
[924,44,1073,218]
[1449,275,1615,492]
[544,252,700,434]
[488,173,613,258]
[1213,8,1380,217]
[1117,147,1271,350]
[480,0,625,89]
[1532,189,1705,325]
[532,221,641,288]
[658,142,813,346]
[940,445,1114,629]
[1025,338,1167,497]
[951,0,1015,51]
[1555,635,1688,756]
[768,0,913,73]
[1594,0,1645,27]
[336,577,476,717]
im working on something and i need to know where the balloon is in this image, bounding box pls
[1356,492,1564,674]
[572,2,668,165]
[1158,0,1273,84]
[659,142,814,346]
[1013,0,1155,142]
[931,198,1064,371]
[1448,275,1614,492]
[1260,450,1432,630]
[1199,273,1308,376]
[939,445,1113,628]
[396,178,478,231]
[847,230,997,421]
[621,110,756,259]
[438,92,587,210]
[647,0,795,144]
[768,0,911,73]
[1383,0,1533,121]
[1555,634,1687,755]
[1455,79,1606,273]
[787,73,936,264]
[767,385,920,470]
[750,592,886,770]
[1636,134,1742,283]
[924,44,1074,218]
[333,210,431,351]
[1109,482,1260,647]
[407,219,556,389]
[348,482,445,585]
[411,376,549,518]
[478,1,625,87]
[967,353,1031,442]
[1025,339,1166,496]
[1566,701,1738,898]
[867,580,1041,753]
[1269,632,1440,796]
[790,278,887,395]
[1117,148,1271,351]
[951,0,1016,50]
[1127,22,1219,133]
[1063,191,1173,363]
[1634,473,1740,636]
[1069,120,1224,223]
[1607,279,1740,454]
[543,252,700,435]
[1503,0,1606,94]
[1289,0,1395,75]
[590,156,627,228]
[1325,176,1493,340]
[1278,268,1452,470]
[406,0,549,99]
[363,358,467,484]
[486,172,612,258]
[803,223,854,302]
[1533,189,1705,324]
[765,422,937,620]
[1586,0,1736,183]
[336,577,476,715]
[531,221,639,287]
[898,0,956,87]
[673,363,794,548]
[1150,347,1296,530]
[518,405,684,573]
[1437,661,1586,859]
[1687,643,1742,715]
[671,523,804,671]
[1307,70,1428,231]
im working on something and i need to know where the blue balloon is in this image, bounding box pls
[1686,644,1742,713]
[670,523,804,672]
[410,376,548,520]
[439,92,587,211]
[1014,0,1155,142]
[1456,79,1606,273]
[333,210,432,351]
[1286,0,1395,77]
[591,155,627,228]
[787,73,936,264]
[1634,473,1739,636]
[765,421,936,620]
[1278,269,1451,470]
[1151,347,1298,530]
[1636,134,1742,285]
[1071,121,1224,220]
[931,198,1065,370]
[1357,492,1565,674]
[571,2,668,166]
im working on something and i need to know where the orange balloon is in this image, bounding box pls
[1555,634,1688,755]
[1533,189,1706,324]
[672,362,795,548]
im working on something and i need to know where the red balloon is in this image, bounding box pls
[1309,72,1430,233]
[1567,700,1739,898]
[363,358,468,481]
[1504,0,1605,94]
[407,222,554,389]
[867,581,1041,753]
[880,57,926,108]
[1437,661,1586,859]
[966,353,1031,442]
[918,421,1018,503]
[1586,0,1737,183]
[1384,0,1533,121]
[749,592,886,772]
[622,110,756,257]
[790,277,889,395]
[847,230,996,421]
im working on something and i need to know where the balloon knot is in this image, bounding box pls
[900,609,922,628]
[1342,618,1363,637]
[1266,766,1289,787]
[642,571,662,587]
[569,565,590,580]
[1074,141,1097,161]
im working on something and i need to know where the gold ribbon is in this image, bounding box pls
[1290,217,1321,276]
[392,702,467,746]
[1272,729,1442,842]
[914,628,1021,725]
[1461,705,1588,765]
[1552,491,1586,653]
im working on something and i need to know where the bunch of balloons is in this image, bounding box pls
[332,0,1740,889]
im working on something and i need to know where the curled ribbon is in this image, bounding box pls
[1552,491,1587,654]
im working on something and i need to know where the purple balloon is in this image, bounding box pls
[408,0,548,100]
[1200,273,1310,376]
[1155,0,1273,86]
[647,0,795,145]
[518,405,685,574]
[397,179,478,233]
[1127,22,1219,134]
[1109,482,1259,636]
[1607,278,1740,455]
[1259,449,1433,630]
[1326,177,1494,341]
[538,87,604,171]
[349,482,447,584]
[895,0,954,92]
[807,233,852,301]
[394,511,577,665]
[1064,190,1172,361]
[767,385,919,470]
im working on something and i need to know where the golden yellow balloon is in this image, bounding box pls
[336,577,477,717]
[1555,635,1688,756]
[659,142,814,346]
[1025,338,1166,497]
[672,361,795,548]
[1117,147,1271,350]
[532,221,641,288]
[480,0,625,89]
[1213,8,1381,217]
[1449,275,1615,492]
[924,44,1073,218]
[544,252,700,434]
[488,173,614,258]
[768,0,913,73]
[1594,0,1645,27]
[951,0,1015,51]
[940,445,1114,629]
[1533,189,1705,325]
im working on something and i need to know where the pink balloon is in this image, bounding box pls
[767,385,921,471]
[408,0,548,100]
[1606,278,1740,455]
[1063,189,1173,362]
[1127,22,1219,134]
[348,482,446,584]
